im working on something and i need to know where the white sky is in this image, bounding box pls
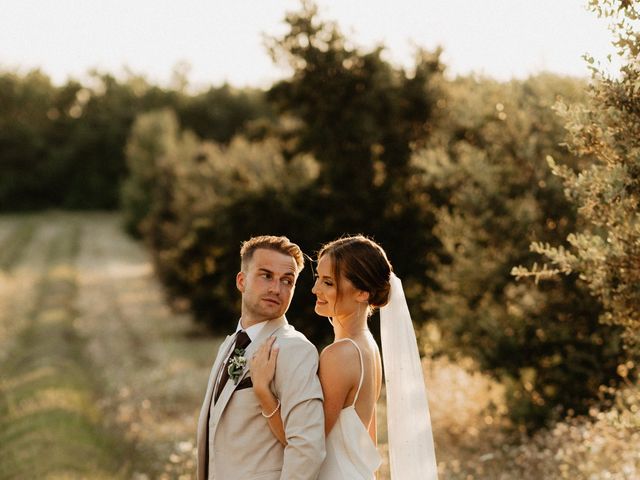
[0,0,620,90]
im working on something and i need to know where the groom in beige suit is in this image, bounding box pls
[197,235,325,479]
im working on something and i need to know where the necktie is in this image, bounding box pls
[214,330,251,402]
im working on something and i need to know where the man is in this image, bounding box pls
[196,235,325,479]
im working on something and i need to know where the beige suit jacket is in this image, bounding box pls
[196,316,325,480]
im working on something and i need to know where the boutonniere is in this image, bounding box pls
[228,347,247,384]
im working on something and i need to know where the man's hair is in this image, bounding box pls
[240,235,305,272]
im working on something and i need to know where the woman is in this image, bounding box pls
[251,235,437,479]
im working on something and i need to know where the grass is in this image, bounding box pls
[0,220,130,479]
[415,356,640,479]
[0,219,36,272]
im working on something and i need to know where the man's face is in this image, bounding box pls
[236,248,299,326]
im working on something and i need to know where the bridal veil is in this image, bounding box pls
[380,273,438,479]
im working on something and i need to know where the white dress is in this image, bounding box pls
[317,338,382,480]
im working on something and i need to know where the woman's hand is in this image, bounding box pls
[250,336,279,395]
[250,336,286,446]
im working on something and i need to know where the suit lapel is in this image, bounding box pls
[209,316,288,432]
[211,334,237,398]
[197,333,236,479]
[240,315,287,380]
[197,334,234,440]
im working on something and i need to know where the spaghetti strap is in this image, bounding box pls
[336,338,365,406]
[317,337,382,479]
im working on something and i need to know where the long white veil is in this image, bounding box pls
[380,273,438,479]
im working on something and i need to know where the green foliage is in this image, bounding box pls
[514,2,640,350]
[120,109,181,236]
[178,84,275,143]
[262,1,444,338]
[122,107,320,331]
[123,2,445,343]
[419,74,627,430]
[0,69,271,211]
[116,1,636,432]
[0,70,64,209]
[267,2,441,189]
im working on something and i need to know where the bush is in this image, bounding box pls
[422,356,640,479]
[0,69,271,211]
[418,74,628,430]
[513,1,640,352]
[122,110,320,334]
[120,109,181,236]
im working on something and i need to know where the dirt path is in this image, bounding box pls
[74,212,221,479]
[0,212,221,479]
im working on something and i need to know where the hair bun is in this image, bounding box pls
[369,281,391,308]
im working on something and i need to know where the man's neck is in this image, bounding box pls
[240,315,276,330]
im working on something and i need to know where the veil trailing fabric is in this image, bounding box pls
[380,273,438,480]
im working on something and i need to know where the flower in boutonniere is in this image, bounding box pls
[228,347,247,384]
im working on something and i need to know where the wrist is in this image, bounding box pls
[261,399,281,419]
[253,383,273,399]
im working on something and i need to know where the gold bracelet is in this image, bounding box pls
[261,399,281,419]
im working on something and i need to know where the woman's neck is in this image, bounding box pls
[332,310,369,340]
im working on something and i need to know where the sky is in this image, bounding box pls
[0,0,621,90]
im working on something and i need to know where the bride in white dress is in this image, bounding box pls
[251,235,437,479]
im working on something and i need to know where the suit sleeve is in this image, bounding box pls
[275,339,326,480]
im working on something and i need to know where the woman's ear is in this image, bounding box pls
[356,290,370,304]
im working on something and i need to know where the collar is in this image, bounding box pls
[235,319,267,342]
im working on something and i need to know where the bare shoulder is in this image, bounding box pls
[318,341,361,409]
[320,341,360,377]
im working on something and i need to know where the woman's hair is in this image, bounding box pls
[318,235,393,311]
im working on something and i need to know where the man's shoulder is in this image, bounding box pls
[273,324,322,382]
[276,324,317,352]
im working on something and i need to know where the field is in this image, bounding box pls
[0,212,637,479]
[0,212,215,479]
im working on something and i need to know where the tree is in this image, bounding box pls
[513,1,640,353]
[177,84,274,144]
[0,70,66,209]
[266,1,445,316]
[121,1,447,344]
[122,106,320,330]
[120,109,181,235]
[0,67,271,211]
[420,74,627,430]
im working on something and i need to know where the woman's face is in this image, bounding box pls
[312,254,362,318]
